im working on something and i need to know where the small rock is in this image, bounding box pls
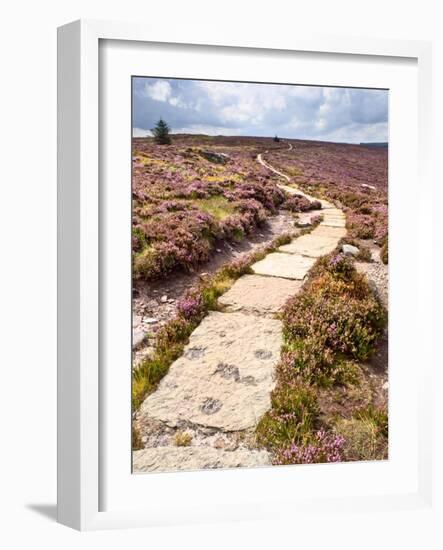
[133,315,142,326]
[213,437,227,450]
[133,329,146,349]
[382,381,389,390]
[296,220,311,228]
[144,317,158,324]
[168,298,175,303]
[160,295,168,303]
[213,437,238,451]
[199,150,229,164]
[342,244,360,256]
[216,249,222,253]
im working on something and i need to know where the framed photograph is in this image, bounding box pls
[57,19,433,530]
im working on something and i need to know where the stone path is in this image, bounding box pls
[134,144,347,473]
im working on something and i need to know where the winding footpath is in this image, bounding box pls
[133,144,347,473]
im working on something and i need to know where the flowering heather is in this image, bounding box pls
[256,250,388,463]
[284,194,322,213]
[176,294,203,320]
[132,136,286,279]
[267,140,388,243]
[275,430,346,465]
[283,253,386,365]
[256,381,320,450]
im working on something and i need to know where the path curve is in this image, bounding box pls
[134,143,347,472]
[257,152,291,182]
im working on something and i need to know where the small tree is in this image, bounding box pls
[151,118,171,145]
[273,135,280,142]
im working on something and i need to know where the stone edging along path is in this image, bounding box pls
[133,144,347,473]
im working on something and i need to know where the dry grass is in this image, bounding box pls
[174,431,193,447]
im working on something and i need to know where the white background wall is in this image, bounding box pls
[0,0,441,547]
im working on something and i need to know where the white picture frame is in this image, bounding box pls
[57,19,433,531]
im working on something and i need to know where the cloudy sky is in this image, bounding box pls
[133,77,388,144]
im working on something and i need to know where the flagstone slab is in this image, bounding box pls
[219,274,303,314]
[133,446,270,473]
[138,311,282,432]
[322,208,344,217]
[321,210,346,228]
[322,213,346,221]
[312,225,347,240]
[279,233,340,257]
[251,252,315,280]
[321,218,346,228]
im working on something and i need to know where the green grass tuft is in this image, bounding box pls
[193,195,237,220]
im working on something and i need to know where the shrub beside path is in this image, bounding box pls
[133,145,347,473]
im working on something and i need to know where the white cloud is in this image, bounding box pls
[197,81,287,126]
[144,80,172,102]
[172,124,243,136]
[144,80,191,109]
[133,77,388,143]
[132,127,150,137]
[319,121,388,143]
[289,86,323,102]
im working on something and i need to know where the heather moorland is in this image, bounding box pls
[132,132,389,472]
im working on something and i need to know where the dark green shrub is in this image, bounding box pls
[151,118,171,145]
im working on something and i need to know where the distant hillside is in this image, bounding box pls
[359,142,388,148]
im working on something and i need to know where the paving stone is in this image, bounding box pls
[320,210,346,228]
[133,446,270,473]
[278,184,301,195]
[311,224,347,240]
[279,233,340,257]
[138,311,282,431]
[321,218,346,228]
[322,208,344,217]
[251,252,315,280]
[219,274,303,314]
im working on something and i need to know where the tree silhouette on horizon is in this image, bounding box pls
[151,118,172,145]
